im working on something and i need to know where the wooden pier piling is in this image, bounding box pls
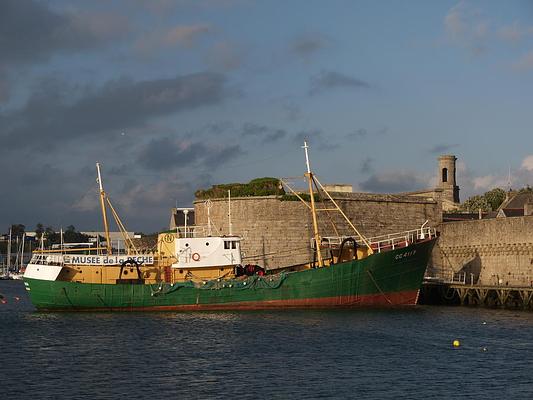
[420,281,533,310]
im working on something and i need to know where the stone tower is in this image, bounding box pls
[438,155,460,209]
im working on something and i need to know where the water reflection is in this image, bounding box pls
[4,280,533,399]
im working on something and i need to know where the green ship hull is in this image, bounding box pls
[23,238,436,311]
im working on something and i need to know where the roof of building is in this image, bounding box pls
[497,208,525,218]
[498,192,533,210]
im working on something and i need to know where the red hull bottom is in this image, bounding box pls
[39,290,420,312]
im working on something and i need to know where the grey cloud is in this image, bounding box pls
[204,145,241,167]
[359,157,374,174]
[429,143,458,154]
[242,123,287,143]
[134,24,211,57]
[242,123,269,137]
[292,130,338,151]
[346,127,388,140]
[0,72,9,103]
[202,121,234,136]
[1,72,229,152]
[309,70,371,95]
[265,130,286,143]
[346,128,368,139]
[290,34,328,58]
[138,137,241,171]
[360,171,426,193]
[0,0,128,67]
[206,41,245,71]
[281,100,302,121]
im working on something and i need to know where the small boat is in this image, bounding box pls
[23,145,437,311]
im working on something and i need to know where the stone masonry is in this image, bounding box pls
[434,215,533,287]
[194,193,440,269]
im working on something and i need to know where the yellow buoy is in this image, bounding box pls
[453,340,460,347]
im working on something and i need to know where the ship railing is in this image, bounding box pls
[173,225,237,238]
[318,227,436,253]
[29,253,65,266]
[451,271,467,284]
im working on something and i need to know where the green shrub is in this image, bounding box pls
[195,177,285,199]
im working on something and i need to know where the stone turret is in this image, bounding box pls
[438,155,460,210]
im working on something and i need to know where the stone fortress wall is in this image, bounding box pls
[434,216,533,287]
[194,193,440,269]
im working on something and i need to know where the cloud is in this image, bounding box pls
[136,0,248,14]
[497,22,533,43]
[471,174,508,191]
[443,1,490,55]
[134,24,211,55]
[360,171,428,193]
[346,129,368,139]
[72,172,214,232]
[309,70,371,95]
[512,51,533,71]
[280,99,302,121]
[290,33,328,59]
[138,137,241,170]
[359,157,374,174]
[1,72,230,152]
[346,127,389,140]
[429,143,459,154]
[522,154,533,171]
[0,0,129,67]
[206,41,245,71]
[0,70,9,103]
[292,130,338,150]
[241,123,287,143]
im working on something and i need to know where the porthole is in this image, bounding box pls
[185,243,189,247]
[124,270,128,275]
[179,269,183,274]
[206,242,210,246]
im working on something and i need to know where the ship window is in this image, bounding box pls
[205,242,209,246]
[185,243,189,247]
[232,241,237,249]
[224,241,230,249]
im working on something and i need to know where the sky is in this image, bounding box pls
[1,0,533,233]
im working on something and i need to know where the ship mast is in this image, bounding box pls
[303,141,324,268]
[96,162,112,255]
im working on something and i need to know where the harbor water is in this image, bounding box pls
[1,280,533,399]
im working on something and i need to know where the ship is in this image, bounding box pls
[23,143,437,311]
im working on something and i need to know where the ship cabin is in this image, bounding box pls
[157,227,243,282]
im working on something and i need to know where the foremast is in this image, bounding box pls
[96,162,112,254]
[280,141,375,269]
[302,141,324,268]
[95,163,139,255]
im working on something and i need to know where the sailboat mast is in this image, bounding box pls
[21,233,25,271]
[302,141,324,268]
[96,163,112,255]
[7,227,11,273]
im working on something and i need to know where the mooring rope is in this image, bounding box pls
[366,270,393,305]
